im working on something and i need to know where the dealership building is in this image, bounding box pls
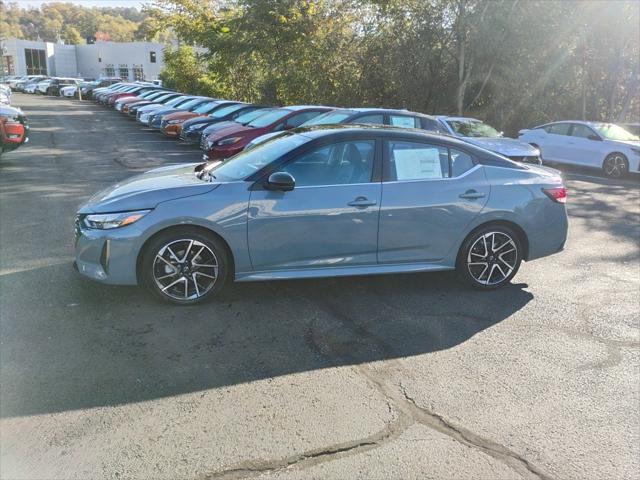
[1,38,165,81]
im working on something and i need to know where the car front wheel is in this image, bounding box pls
[457,225,522,290]
[141,229,229,305]
[603,153,628,178]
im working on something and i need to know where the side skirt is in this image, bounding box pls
[234,262,455,282]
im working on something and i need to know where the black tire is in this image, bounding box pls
[141,228,229,305]
[602,153,628,178]
[456,224,523,290]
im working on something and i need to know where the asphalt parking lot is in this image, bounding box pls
[1,93,639,480]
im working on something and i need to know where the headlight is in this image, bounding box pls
[217,136,242,146]
[83,210,150,230]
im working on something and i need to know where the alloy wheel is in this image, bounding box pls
[152,239,219,301]
[467,231,518,286]
[604,154,627,178]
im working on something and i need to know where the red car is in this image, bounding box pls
[0,105,29,156]
[201,106,333,159]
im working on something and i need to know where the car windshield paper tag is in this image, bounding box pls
[394,148,443,180]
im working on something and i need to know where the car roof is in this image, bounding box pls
[436,116,481,122]
[283,105,335,111]
[293,124,478,146]
[332,107,437,119]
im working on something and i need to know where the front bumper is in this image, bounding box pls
[74,217,140,285]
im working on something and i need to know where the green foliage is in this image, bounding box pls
[152,0,639,132]
[0,1,171,44]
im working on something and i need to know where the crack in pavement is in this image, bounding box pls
[200,302,554,480]
[199,413,412,480]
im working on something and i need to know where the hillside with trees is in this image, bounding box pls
[0,1,169,44]
[152,0,639,135]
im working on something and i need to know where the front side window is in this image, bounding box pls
[390,115,419,128]
[570,124,595,139]
[421,117,445,133]
[281,140,376,187]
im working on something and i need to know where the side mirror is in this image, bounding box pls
[587,134,602,141]
[266,172,295,191]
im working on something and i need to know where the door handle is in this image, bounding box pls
[459,189,486,200]
[348,196,377,208]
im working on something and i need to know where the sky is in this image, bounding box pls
[11,0,151,8]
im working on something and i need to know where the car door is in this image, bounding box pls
[543,123,572,163]
[247,139,381,271]
[568,123,603,167]
[378,139,489,263]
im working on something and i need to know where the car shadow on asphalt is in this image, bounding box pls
[0,262,533,418]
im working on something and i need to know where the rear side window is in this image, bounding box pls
[548,123,571,135]
[389,115,419,128]
[387,141,450,180]
[386,141,477,181]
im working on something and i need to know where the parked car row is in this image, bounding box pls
[82,81,550,167]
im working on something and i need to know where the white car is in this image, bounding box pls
[23,82,40,94]
[436,116,541,164]
[60,84,78,97]
[519,121,640,178]
[35,79,52,95]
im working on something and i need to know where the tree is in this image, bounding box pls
[62,25,82,45]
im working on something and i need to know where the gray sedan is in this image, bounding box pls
[74,126,568,305]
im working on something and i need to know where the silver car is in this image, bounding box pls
[437,116,542,164]
[74,126,568,305]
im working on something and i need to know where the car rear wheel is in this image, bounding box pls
[457,225,522,290]
[603,153,628,178]
[141,229,229,305]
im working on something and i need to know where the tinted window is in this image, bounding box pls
[354,114,384,125]
[281,140,375,186]
[548,123,571,135]
[388,141,449,180]
[450,148,475,177]
[285,111,324,128]
[390,115,419,128]
[420,117,444,133]
[249,109,291,128]
[304,111,353,126]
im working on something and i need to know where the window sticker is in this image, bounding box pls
[394,148,443,180]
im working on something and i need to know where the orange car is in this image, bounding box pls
[160,101,249,137]
[0,105,29,156]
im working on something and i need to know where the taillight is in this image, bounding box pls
[542,187,567,204]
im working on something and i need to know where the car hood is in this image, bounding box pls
[463,137,540,156]
[206,124,254,141]
[137,103,165,113]
[185,117,227,130]
[164,111,199,122]
[607,139,640,148]
[78,164,218,214]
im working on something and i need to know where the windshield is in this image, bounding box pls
[194,102,219,114]
[178,98,206,110]
[235,108,273,124]
[303,111,353,126]
[166,96,190,107]
[248,109,291,128]
[204,133,311,181]
[594,123,639,141]
[211,104,246,118]
[447,120,501,138]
